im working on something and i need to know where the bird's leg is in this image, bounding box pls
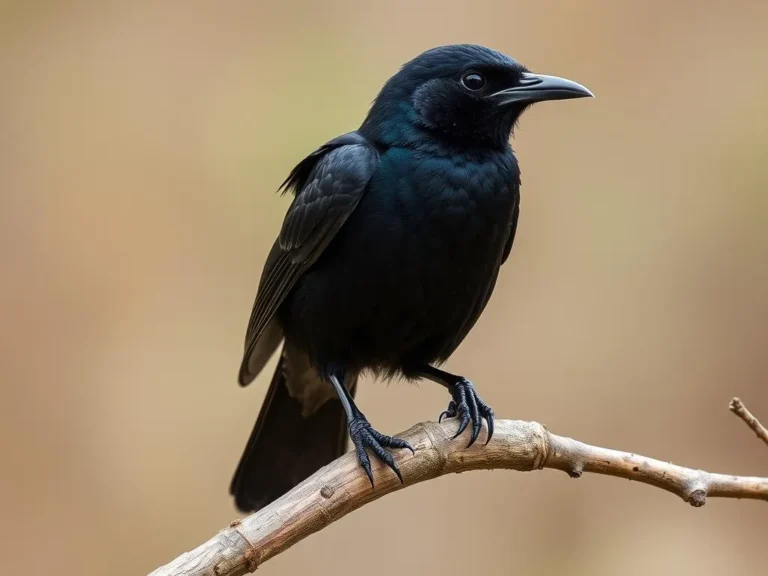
[328,371,414,487]
[415,365,495,447]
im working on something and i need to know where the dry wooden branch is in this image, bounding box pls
[730,397,768,449]
[150,413,768,576]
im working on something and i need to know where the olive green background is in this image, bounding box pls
[2,1,767,575]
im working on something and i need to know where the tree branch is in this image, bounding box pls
[149,411,768,576]
[730,397,768,449]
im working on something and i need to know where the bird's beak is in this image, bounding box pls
[490,72,594,106]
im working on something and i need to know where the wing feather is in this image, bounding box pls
[238,133,379,385]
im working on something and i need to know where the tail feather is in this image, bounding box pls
[230,349,353,513]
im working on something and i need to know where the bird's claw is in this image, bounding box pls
[349,416,414,488]
[439,379,494,447]
[439,401,457,423]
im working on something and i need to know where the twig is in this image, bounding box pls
[149,417,768,576]
[730,397,768,449]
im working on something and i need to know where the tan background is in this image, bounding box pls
[2,1,767,574]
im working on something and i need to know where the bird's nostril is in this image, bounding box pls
[519,74,543,87]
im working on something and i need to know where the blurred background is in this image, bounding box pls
[2,1,767,574]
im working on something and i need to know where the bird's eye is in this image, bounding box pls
[461,72,486,91]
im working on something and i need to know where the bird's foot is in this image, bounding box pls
[349,415,414,487]
[438,379,494,447]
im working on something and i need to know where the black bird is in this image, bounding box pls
[231,44,592,512]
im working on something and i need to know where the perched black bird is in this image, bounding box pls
[231,44,592,512]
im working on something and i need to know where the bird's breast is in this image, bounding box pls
[282,146,519,370]
[353,148,517,310]
[377,149,515,264]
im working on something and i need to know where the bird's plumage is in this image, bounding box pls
[231,44,591,512]
[275,144,518,377]
[238,132,380,385]
[230,344,356,512]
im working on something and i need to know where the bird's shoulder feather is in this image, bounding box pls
[238,132,380,385]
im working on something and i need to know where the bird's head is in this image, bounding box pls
[360,44,593,149]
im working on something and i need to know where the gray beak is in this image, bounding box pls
[491,72,594,106]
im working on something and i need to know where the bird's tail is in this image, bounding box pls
[230,347,353,513]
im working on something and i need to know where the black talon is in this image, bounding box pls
[327,373,411,487]
[375,447,403,484]
[452,385,470,439]
[484,406,495,445]
[466,389,481,447]
[348,414,412,486]
[356,445,374,487]
[368,427,415,454]
[433,377,494,446]
[439,400,457,423]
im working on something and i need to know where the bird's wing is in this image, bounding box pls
[500,191,520,266]
[238,132,380,386]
